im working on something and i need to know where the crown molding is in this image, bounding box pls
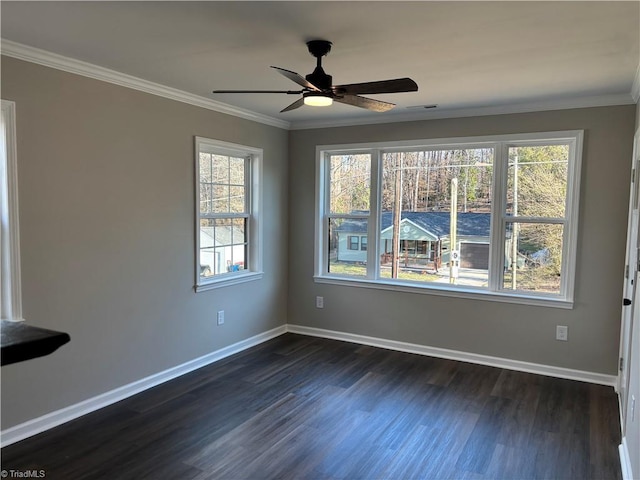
[0,39,291,130]
[290,92,636,130]
[1,39,636,132]
[632,63,640,103]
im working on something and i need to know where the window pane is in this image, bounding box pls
[329,154,371,214]
[222,217,246,272]
[507,145,568,218]
[211,185,230,213]
[212,155,230,184]
[329,217,367,277]
[231,218,246,245]
[503,222,563,294]
[199,152,212,183]
[229,156,245,185]
[199,217,247,277]
[200,218,218,276]
[380,149,493,287]
[202,154,247,215]
[229,186,245,213]
[199,183,212,214]
[228,245,246,272]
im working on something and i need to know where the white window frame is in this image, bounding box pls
[314,131,583,308]
[1,99,23,321]
[194,137,262,292]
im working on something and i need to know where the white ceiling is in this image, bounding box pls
[1,1,639,129]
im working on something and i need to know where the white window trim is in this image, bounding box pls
[314,130,583,309]
[194,137,263,292]
[1,99,23,321]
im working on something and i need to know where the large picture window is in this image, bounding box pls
[195,137,262,291]
[315,131,582,307]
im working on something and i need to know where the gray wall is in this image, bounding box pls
[288,106,636,375]
[1,56,289,429]
[1,52,637,432]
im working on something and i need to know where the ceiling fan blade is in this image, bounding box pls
[271,66,321,91]
[280,97,305,113]
[333,78,418,95]
[213,90,303,94]
[334,94,396,112]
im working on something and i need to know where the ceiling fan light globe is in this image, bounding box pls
[304,94,333,107]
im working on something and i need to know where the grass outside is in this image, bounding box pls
[329,261,559,293]
[503,267,561,294]
[329,261,439,282]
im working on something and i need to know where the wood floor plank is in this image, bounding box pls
[481,443,538,480]
[1,333,622,480]
[456,395,513,475]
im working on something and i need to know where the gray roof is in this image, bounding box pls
[336,212,491,238]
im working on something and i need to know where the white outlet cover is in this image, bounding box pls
[556,325,568,341]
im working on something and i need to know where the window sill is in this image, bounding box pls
[195,271,263,292]
[313,275,573,309]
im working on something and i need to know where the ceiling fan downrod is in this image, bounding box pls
[305,40,333,91]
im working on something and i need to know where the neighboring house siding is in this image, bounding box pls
[336,212,492,267]
[337,234,366,262]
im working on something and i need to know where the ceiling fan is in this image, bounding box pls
[213,40,418,113]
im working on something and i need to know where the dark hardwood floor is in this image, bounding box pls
[1,333,622,479]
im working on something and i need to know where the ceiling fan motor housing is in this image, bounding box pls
[306,68,332,91]
[306,40,332,58]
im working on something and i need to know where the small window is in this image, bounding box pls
[195,137,262,291]
[1,100,22,321]
[360,236,368,251]
[348,236,360,250]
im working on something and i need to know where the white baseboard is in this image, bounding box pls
[0,325,287,447]
[2,322,619,447]
[619,438,634,480]
[286,324,618,388]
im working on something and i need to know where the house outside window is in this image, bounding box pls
[315,131,582,307]
[195,137,262,291]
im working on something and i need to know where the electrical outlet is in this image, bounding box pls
[556,325,568,341]
[316,296,324,309]
[217,310,225,325]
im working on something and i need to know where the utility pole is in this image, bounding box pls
[450,178,458,284]
[392,154,403,278]
[511,153,519,289]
